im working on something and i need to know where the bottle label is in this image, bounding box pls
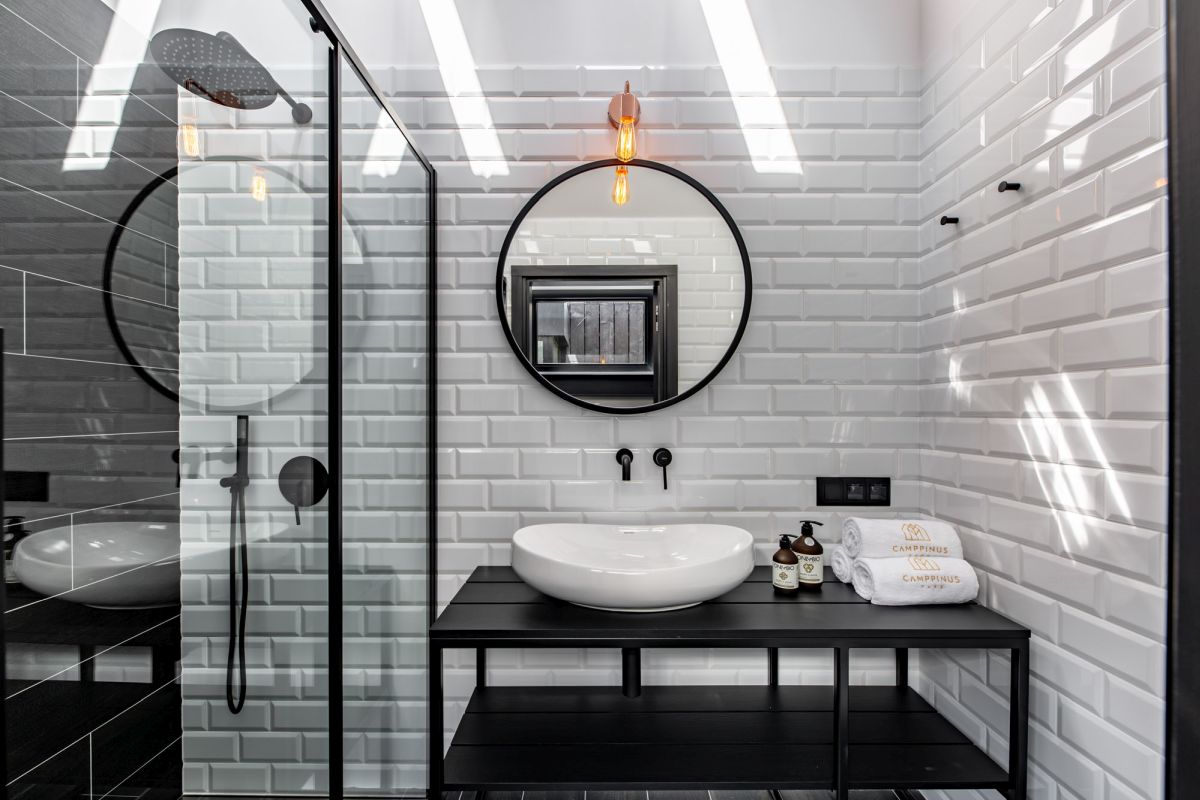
[773,562,798,590]
[797,553,823,584]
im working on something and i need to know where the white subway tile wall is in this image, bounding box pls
[153,0,1167,794]
[915,1,1167,799]
[399,53,927,754]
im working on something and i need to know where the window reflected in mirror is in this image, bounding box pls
[511,267,677,406]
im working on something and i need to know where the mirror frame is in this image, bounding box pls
[495,158,754,415]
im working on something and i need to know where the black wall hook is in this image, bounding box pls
[997,180,1021,192]
[940,215,959,226]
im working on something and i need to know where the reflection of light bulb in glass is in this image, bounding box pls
[615,115,636,162]
[612,165,629,206]
[250,171,268,203]
[180,120,200,157]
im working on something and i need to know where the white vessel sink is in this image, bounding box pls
[512,523,755,612]
[13,522,180,609]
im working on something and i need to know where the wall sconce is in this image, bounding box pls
[609,82,639,206]
[612,165,630,206]
[608,81,640,162]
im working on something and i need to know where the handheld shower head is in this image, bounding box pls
[149,28,312,124]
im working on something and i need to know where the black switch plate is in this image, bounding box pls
[817,476,890,506]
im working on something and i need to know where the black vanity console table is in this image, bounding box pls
[430,566,1030,800]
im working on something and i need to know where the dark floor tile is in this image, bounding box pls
[648,792,708,800]
[779,793,904,799]
[589,793,650,800]
[525,792,585,800]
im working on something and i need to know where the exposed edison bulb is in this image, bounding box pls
[250,171,268,203]
[615,115,637,162]
[179,120,200,158]
[612,165,630,206]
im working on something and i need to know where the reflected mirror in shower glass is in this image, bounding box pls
[105,161,366,413]
[497,160,752,413]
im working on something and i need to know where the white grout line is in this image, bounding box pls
[4,614,180,700]
[0,176,179,251]
[0,1,177,127]
[4,429,178,442]
[3,352,179,373]
[0,89,181,186]
[1,491,180,531]
[0,262,181,311]
[95,735,181,800]
[4,553,181,617]
[0,491,181,534]
[6,678,178,787]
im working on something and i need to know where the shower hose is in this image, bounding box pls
[219,414,251,715]
[224,477,249,714]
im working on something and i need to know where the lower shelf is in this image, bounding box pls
[443,685,1009,791]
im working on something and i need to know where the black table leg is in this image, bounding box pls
[895,647,908,687]
[622,647,642,697]
[79,645,95,684]
[476,647,487,688]
[1009,642,1030,799]
[430,644,444,800]
[767,647,779,686]
[835,646,850,800]
[151,644,175,686]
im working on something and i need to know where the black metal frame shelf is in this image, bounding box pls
[431,567,1030,800]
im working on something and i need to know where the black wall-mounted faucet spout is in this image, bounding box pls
[616,448,634,481]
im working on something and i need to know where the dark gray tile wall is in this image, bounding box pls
[0,0,181,795]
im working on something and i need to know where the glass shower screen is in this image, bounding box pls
[338,56,432,796]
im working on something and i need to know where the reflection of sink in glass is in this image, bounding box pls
[13,522,180,609]
[512,523,755,612]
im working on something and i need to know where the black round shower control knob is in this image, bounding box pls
[997,180,1022,192]
[940,215,959,226]
[278,456,330,524]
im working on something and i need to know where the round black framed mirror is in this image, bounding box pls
[103,160,367,413]
[496,159,753,414]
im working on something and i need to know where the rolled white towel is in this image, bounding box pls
[830,545,853,584]
[851,556,979,606]
[842,517,963,560]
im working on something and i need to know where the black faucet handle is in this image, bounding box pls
[652,448,672,490]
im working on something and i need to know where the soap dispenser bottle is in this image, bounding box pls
[792,520,825,590]
[771,534,800,594]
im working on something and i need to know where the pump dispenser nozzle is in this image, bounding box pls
[792,521,825,590]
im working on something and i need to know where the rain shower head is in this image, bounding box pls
[149,28,312,125]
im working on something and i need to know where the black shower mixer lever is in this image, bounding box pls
[278,456,330,525]
[653,448,673,490]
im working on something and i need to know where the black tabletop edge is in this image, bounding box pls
[431,566,1031,644]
